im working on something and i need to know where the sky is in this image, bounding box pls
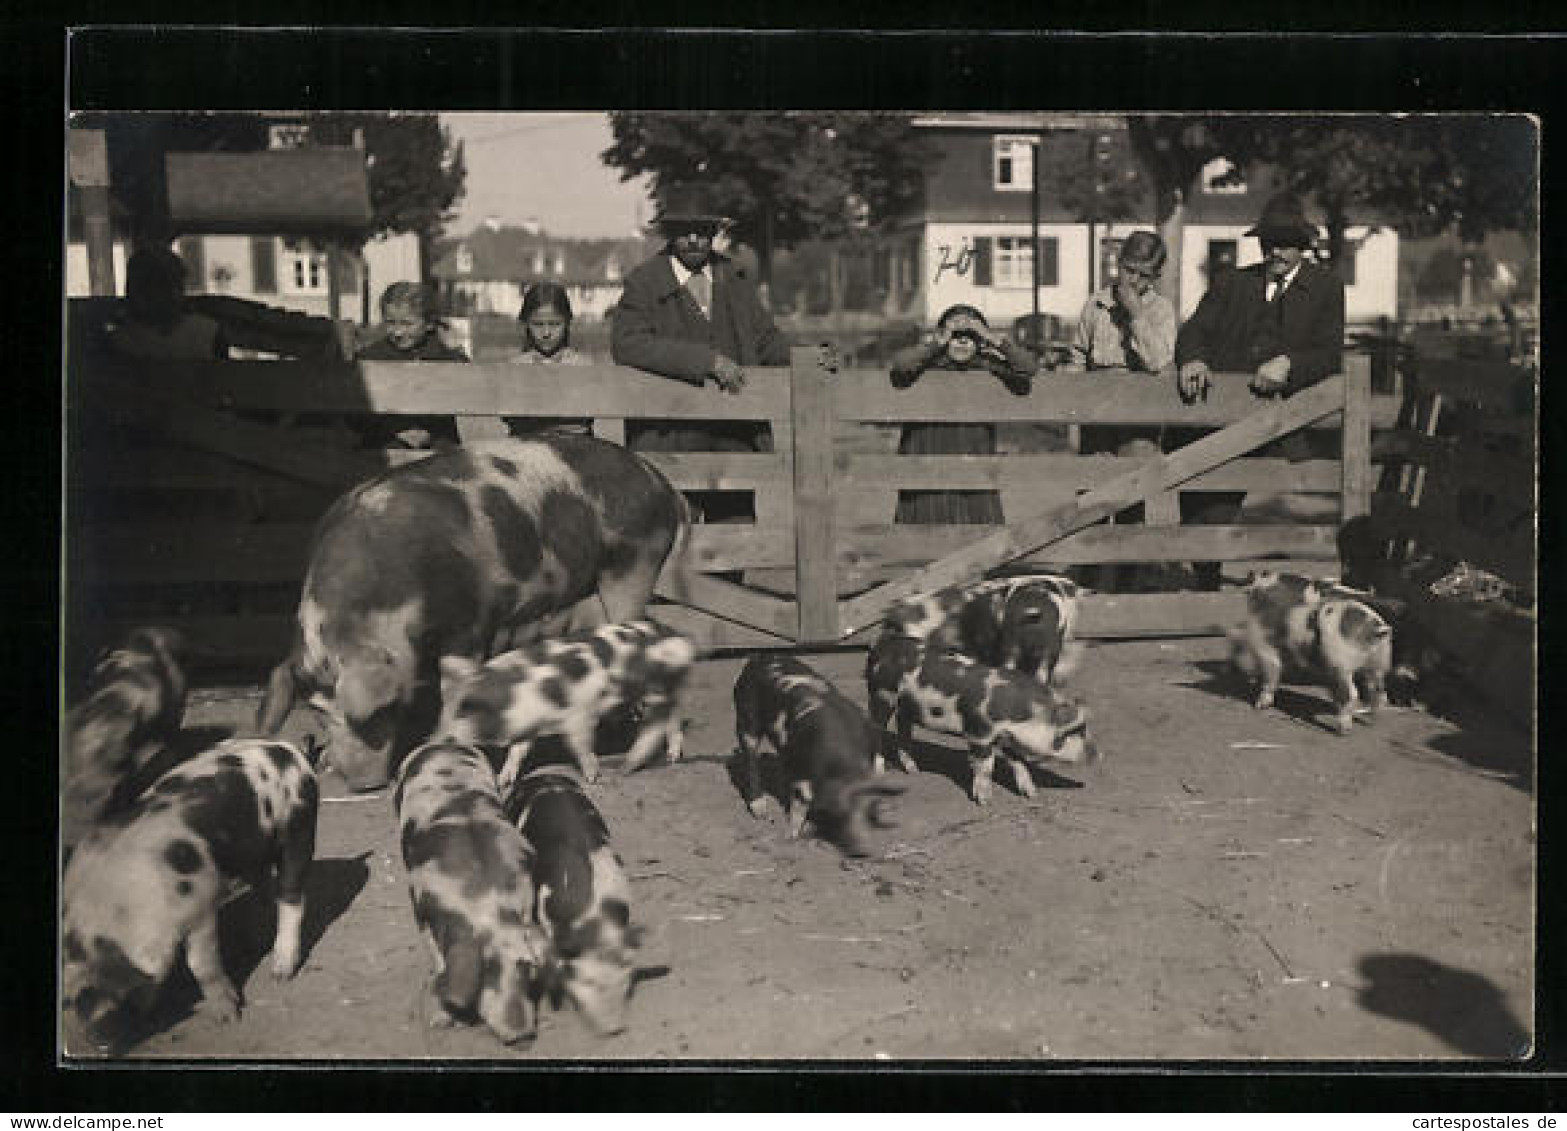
[441,113,654,240]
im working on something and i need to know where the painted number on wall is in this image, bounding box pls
[934,240,976,283]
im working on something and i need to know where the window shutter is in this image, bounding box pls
[176,236,205,292]
[250,237,277,294]
[1037,238,1059,287]
[973,238,992,287]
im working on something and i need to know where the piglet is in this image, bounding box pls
[504,736,645,1036]
[1230,570,1394,734]
[394,741,547,1045]
[437,619,697,791]
[63,627,187,851]
[866,633,1098,806]
[732,655,902,856]
[62,738,317,1053]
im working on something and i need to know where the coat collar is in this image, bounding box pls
[655,251,730,299]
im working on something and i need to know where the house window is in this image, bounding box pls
[532,251,545,274]
[1206,239,1238,279]
[281,240,328,295]
[993,135,1036,192]
[250,237,277,294]
[605,257,620,282]
[553,252,566,274]
[990,236,1059,289]
[1200,157,1247,195]
[455,246,474,274]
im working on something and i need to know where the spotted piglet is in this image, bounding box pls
[1230,571,1394,735]
[732,655,902,856]
[866,633,1098,806]
[394,741,548,1045]
[63,627,188,851]
[437,619,697,792]
[885,574,1082,684]
[61,739,318,1052]
[503,736,644,1036]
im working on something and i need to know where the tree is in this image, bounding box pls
[601,112,937,289]
[303,112,468,269]
[1124,116,1229,314]
[1203,114,1538,267]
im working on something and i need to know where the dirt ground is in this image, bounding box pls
[84,638,1534,1062]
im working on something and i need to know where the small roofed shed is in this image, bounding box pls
[164,148,374,319]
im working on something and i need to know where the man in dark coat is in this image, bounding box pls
[1176,191,1346,401]
[611,183,792,456]
[1172,192,1348,587]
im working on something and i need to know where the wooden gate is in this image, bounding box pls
[66,329,1396,672]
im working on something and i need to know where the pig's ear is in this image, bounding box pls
[438,655,481,699]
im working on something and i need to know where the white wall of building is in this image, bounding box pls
[65,240,129,297]
[1178,225,1398,326]
[920,222,1095,329]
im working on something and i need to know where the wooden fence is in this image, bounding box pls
[1365,353,1536,727]
[66,339,1400,674]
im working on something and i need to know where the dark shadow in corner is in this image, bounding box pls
[1422,712,1534,795]
[1356,952,1532,1059]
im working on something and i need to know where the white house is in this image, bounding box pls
[887,115,1399,333]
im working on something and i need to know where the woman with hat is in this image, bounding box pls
[1069,230,1176,374]
[1175,192,1345,403]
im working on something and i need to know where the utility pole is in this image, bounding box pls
[1030,133,1042,329]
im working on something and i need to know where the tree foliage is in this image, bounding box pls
[601,112,937,286]
[303,112,468,251]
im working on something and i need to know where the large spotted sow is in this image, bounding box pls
[504,736,645,1037]
[258,435,689,792]
[61,739,318,1053]
[437,619,697,791]
[1229,570,1394,734]
[866,633,1098,806]
[63,627,188,852]
[732,655,901,856]
[394,741,548,1045]
[885,574,1083,684]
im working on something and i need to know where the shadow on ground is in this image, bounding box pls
[1356,952,1532,1059]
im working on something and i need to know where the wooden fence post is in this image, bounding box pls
[790,345,839,642]
[1341,353,1372,520]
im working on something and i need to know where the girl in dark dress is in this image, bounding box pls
[887,304,1039,524]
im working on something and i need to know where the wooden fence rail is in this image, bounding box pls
[67,344,1398,670]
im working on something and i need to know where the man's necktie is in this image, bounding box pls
[686,271,712,318]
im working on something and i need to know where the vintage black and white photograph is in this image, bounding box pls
[61,92,1538,1063]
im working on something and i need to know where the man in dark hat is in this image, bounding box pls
[611,182,791,459]
[1171,192,1347,589]
[1175,192,1345,402]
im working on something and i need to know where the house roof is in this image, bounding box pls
[164,149,373,235]
[430,227,660,286]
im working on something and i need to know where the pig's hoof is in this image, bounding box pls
[872,755,887,776]
[1014,770,1038,799]
[971,781,993,806]
[1253,694,1274,711]
[1333,715,1354,736]
[897,752,919,775]
[747,796,774,820]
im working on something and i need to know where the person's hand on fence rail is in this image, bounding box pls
[1177,359,1212,403]
[709,354,747,393]
[1251,354,1291,397]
